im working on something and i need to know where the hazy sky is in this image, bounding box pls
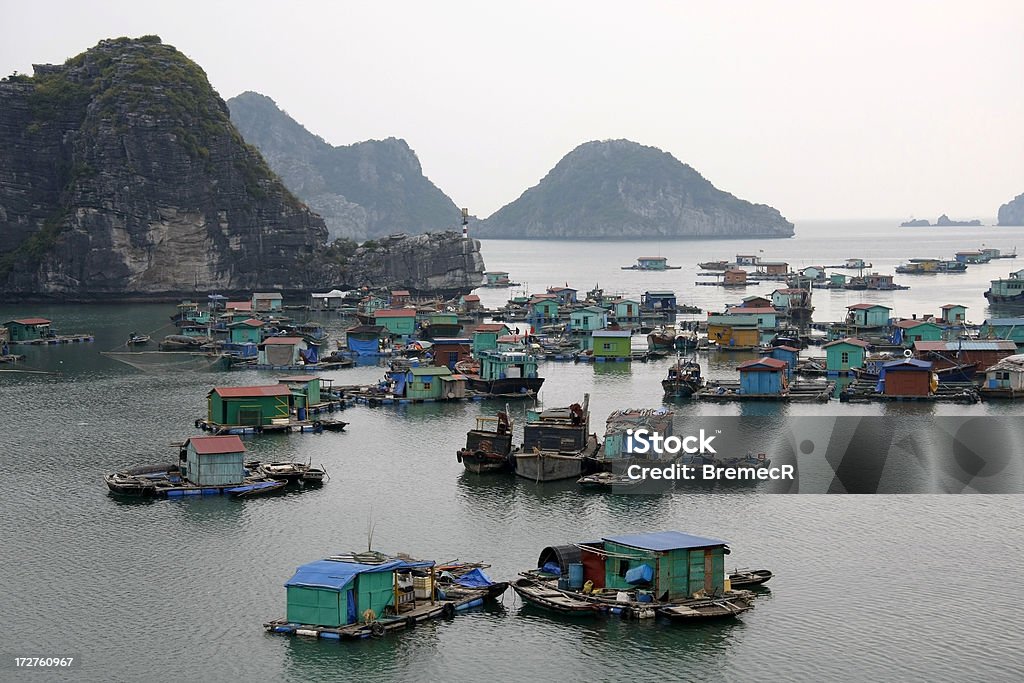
[2,1,1022,221]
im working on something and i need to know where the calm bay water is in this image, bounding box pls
[2,220,1023,681]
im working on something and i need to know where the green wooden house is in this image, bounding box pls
[471,323,511,355]
[252,292,283,312]
[207,385,292,427]
[4,317,52,342]
[591,330,632,358]
[278,375,322,406]
[284,556,436,628]
[527,297,560,324]
[846,303,892,328]
[895,320,944,346]
[612,299,641,324]
[596,531,728,599]
[374,309,418,337]
[400,366,458,400]
[180,435,246,486]
[228,318,265,344]
[570,306,607,333]
[823,337,871,375]
[939,304,968,325]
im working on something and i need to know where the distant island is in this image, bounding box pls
[998,192,1024,225]
[900,214,982,227]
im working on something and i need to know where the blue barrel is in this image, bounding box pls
[557,577,570,590]
[297,407,307,421]
[625,563,654,585]
[567,563,584,589]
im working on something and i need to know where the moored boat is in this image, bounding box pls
[457,409,517,473]
[728,568,774,588]
[662,358,703,397]
[513,395,600,482]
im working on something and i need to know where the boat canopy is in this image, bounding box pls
[285,558,434,592]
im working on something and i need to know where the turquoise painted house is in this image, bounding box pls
[823,337,871,375]
[939,304,968,325]
[589,531,729,599]
[471,323,511,355]
[895,320,944,346]
[570,306,608,333]
[767,345,800,377]
[3,317,52,342]
[846,303,892,328]
[612,299,641,324]
[528,297,560,326]
[394,366,466,400]
[228,318,265,344]
[374,309,418,338]
[592,330,632,359]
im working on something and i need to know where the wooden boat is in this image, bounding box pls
[646,326,677,350]
[511,577,605,615]
[127,333,151,345]
[457,409,517,473]
[576,471,643,491]
[662,359,703,397]
[514,395,600,481]
[318,418,349,432]
[728,568,774,588]
[698,260,729,271]
[264,552,508,640]
[250,461,328,483]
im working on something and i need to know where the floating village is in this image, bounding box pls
[5,238,1024,643]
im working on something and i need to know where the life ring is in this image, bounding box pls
[194,418,202,429]
[441,603,456,619]
[370,622,385,637]
[312,420,323,433]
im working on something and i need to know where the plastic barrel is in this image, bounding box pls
[298,407,307,421]
[567,563,584,589]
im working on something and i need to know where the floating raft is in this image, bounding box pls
[264,584,507,641]
[9,334,94,345]
[694,380,835,402]
[839,379,980,403]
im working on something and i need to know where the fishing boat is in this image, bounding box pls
[662,359,703,397]
[646,326,677,351]
[127,333,151,345]
[728,568,774,588]
[512,532,757,622]
[674,329,699,351]
[513,394,600,482]
[576,471,644,491]
[698,260,729,271]
[249,461,328,484]
[264,551,508,640]
[457,409,517,473]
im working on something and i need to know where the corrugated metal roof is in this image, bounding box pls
[823,338,871,349]
[603,531,728,551]
[211,385,292,398]
[8,317,51,325]
[738,357,789,370]
[592,330,632,337]
[984,318,1024,326]
[883,359,933,370]
[187,435,245,454]
[915,340,1016,351]
[847,303,892,310]
[473,324,509,332]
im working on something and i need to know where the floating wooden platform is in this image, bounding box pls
[840,379,980,403]
[695,380,835,402]
[9,334,94,345]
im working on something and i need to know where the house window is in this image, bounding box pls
[603,343,612,350]
[996,372,1010,380]
[619,560,630,577]
[423,382,431,390]
[841,351,850,364]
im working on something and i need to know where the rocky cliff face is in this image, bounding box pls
[331,231,484,296]
[0,37,328,299]
[227,91,462,241]
[998,193,1024,226]
[475,139,794,239]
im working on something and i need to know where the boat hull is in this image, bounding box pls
[514,435,599,482]
[466,376,545,396]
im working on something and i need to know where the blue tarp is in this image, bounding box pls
[285,558,434,591]
[603,531,728,551]
[454,568,494,588]
[541,561,561,576]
